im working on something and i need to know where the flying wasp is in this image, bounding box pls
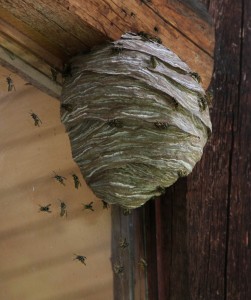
[114,263,124,275]
[138,31,162,44]
[107,119,123,128]
[72,174,81,189]
[122,208,132,216]
[205,90,213,107]
[111,42,124,54]
[189,72,201,83]
[177,170,188,178]
[53,171,66,186]
[6,76,15,91]
[82,201,94,211]
[198,95,207,111]
[59,199,67,217]
[39,204,52,213]
[73,254,87,265]
[119,238,129,249]
[138,258,148,269]
[30,111,42,127]
[154,122,169,130]
[150,56,157,68]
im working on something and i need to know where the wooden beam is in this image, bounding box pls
[0,0,105,55]
[0,33,62,82]
[0,7,69,60]
[0,18,63,70]
[145,0,251,298]
[0,46,62,99]
[64,0,214,88]
[0,0,214,88]
[140,0,214,55]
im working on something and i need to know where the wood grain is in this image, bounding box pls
[0,0,88,54]
[226,0,251,298]
[0,7,68,60]
[0,0,214,88]
[65,0,214,88]
[146,0,251,299]
[111,206,148,300]
[0,18,63,70]
[145,0,214,55]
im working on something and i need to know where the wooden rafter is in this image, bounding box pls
[0,46,62,98]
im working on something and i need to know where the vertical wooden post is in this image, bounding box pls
[145,0,251,299]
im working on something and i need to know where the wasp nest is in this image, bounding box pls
[61,33,212,208]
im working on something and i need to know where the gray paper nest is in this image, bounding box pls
[61,32,212,208]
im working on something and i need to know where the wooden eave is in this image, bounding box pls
[0,0,214,98]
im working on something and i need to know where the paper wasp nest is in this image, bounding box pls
[61,33,212,208]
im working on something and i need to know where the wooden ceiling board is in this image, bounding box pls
[0,7,68,60]
[0,0,89,55]
[0,16,64,96]
[0,19,63,70]
[0,34,54,79]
